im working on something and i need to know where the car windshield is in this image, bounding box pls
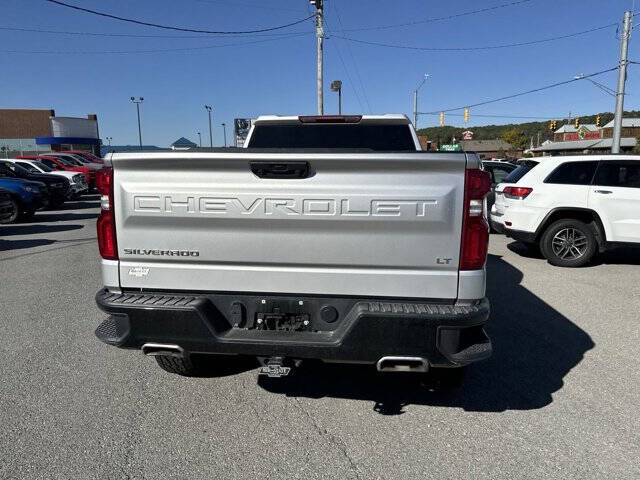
[2,162,30,176]
[58,155,83,166]
[0,165,17,178]
[70,155,90,164]
[46,156,74,167]
[32,161,53,172]
[503,161,539,184]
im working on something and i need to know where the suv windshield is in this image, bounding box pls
[248,124,416,151]
[503,161,539,184]
[32,161,53,172]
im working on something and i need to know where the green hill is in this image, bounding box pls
[416,110,640,146]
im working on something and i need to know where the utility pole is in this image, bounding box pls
[130,97,143,147]
[204,105,213,147]
[311,0,324,114]
[413,74,430,129]
[197,132,201,147]
[221,123,227,147]
[612,10,632,154]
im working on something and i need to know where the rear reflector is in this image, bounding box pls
[460,169,491,271]
[503,186,533,199]
[298,115,362,123]
[96,167,117,260]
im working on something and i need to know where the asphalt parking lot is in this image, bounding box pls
[1,196,639,480]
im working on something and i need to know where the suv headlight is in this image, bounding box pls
[21,185,35,192]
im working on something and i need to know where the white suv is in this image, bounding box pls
[490,155,640,267]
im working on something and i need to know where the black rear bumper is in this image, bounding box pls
[95,289,491,367]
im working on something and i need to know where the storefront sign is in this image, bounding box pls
[439,144,462,152]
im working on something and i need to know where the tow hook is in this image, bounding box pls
[258,356,299,378]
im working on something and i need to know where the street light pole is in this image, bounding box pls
[413,74,430,130]
[221,123,227,147]
[204,105,213,147]
[197,132,201,147]
[130,97,144,147]
[612,10,632,154]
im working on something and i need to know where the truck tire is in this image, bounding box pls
[0,199,19,224]
[540,219,597,268]
[154,355,197,376]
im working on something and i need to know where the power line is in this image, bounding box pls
[193,0,308,14]
[332,23,618,52]
[329,2,372,113]
[326,34,365,113]
[420,66,618,114]
[0,32,311,54]
[337,0,533,33]
[44,0,314,34]
[419,113,581,120]
[0,25,311,39]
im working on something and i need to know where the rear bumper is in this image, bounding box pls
[504,227,536,243]
[95,289,491,367]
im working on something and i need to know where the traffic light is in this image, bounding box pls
[549,121,554,131]
[575,117,580,128]
[596,115,601,127]
[464,108,469,123]
[549,120,557,131]
[439,112,445,126]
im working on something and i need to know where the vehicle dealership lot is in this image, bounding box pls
[1,199,639,480]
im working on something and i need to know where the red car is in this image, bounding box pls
[16,155,93,186]
[37,153,100,188]
[61,150,104,164]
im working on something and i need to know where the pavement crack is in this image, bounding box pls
[292,397,362,480]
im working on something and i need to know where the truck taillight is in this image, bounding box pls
[460,169,491,271]
[96,167,117,260]
[503,186,533,199]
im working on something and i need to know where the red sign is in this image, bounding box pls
[564,132,600,141]
[461,130,474,140]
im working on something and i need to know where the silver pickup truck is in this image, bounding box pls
[95,114,492,383]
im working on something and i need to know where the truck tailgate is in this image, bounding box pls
[111,152,466,299]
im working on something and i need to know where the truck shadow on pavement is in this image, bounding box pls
[258,254,595,414]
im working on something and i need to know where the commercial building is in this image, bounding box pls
[459,139,519,159]
[0,108,101,157]
[531,119,638,156]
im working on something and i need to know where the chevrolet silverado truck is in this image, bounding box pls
[94,114,492,382]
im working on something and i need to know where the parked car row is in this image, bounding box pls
[0,151,100,224]
[485,155,640,267]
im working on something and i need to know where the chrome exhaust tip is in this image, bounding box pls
[376,356,429,373]
[141,343,184,358]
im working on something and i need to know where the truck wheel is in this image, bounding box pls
[540,219,596,267]
[0,199,19,224]
[154,355,197,376]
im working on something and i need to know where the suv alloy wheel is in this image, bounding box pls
[540,219,597,267]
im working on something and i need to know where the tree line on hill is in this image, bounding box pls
[417,110,640,151]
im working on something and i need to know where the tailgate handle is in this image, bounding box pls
[250,161,310,179]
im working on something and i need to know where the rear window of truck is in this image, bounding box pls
[247,124,416,151]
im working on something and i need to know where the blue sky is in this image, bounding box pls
[1,0,635,146]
